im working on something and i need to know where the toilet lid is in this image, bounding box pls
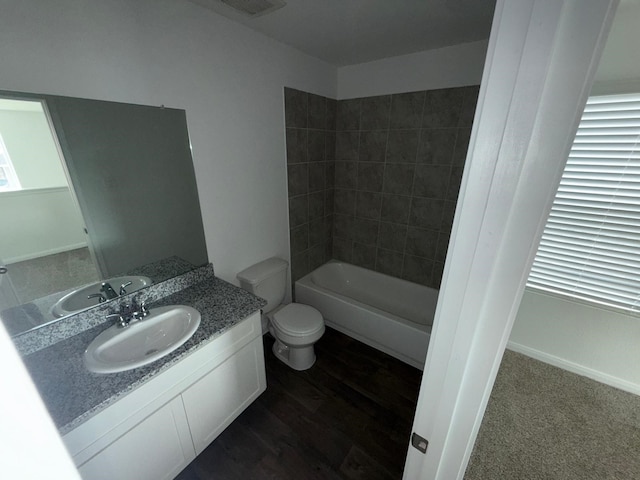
[273,303,323,335]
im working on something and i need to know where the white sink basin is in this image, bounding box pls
[84,305,201,374]
[52,275,153,317]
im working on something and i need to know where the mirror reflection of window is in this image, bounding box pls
[0,134,21,192]
[0,98,69,191]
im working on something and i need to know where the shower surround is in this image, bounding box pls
[284,85,478,290]
[284,88,336,284]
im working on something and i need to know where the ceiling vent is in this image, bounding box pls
[191,0,286,17]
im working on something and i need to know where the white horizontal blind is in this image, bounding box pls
[528,93,640,313]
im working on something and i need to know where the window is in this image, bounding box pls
[528,93,640,314]
[0,134,21,192]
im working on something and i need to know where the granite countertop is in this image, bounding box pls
[21,276,266,436]
[1,256,199,337]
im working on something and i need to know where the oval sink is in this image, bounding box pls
[52,275,153,317]
[84,305,201,374]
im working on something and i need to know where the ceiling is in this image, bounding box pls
[189,0,497,66]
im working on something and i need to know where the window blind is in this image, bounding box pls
[528,93,640,313]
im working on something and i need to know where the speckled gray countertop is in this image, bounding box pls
[21,276,266,436]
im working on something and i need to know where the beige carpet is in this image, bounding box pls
[8,248,98,304]
[465,350,640,480]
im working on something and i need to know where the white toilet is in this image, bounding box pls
[237,257,325,371]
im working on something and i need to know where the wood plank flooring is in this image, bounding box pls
[175,327,422,479]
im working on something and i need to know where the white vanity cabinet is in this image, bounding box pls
[62,312,265,480]
[77,396,194,480]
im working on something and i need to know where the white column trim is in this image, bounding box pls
[403,0,619,478]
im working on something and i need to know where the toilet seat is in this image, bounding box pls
[272,303,323,337]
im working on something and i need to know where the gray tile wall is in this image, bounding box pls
[284,88,336,283]
[284,85,479,290]
[332,86,479,289]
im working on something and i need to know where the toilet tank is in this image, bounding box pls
[237,257,288,314]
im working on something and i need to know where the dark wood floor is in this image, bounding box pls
[176,327,422,479]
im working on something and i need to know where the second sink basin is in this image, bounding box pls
[84,305,201,374]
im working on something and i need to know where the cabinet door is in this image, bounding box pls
[182,337,266,454]
[77,396,195,480]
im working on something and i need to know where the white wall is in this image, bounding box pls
[591,0,640,95]
[0,0,336,285]
[0,109,68,189]
[0,320,81,480]
[336,40,488,99]
[510,291,640,395]
[0,188,86,263]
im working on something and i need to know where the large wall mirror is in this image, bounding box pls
[0,92,208,336]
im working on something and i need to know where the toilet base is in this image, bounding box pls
[272,339,316,371]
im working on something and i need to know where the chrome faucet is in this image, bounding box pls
[87,293,107,304]
[107,299,150,328]
[133,300,150,320]
[100,282,119,300]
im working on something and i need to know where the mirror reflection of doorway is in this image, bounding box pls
[0,98,98,304]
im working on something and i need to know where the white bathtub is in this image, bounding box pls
[295,260,436,370]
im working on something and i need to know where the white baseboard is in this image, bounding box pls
[506,341,640,396]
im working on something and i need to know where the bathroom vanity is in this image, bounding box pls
[18,268,267,480]
[67,311,264,480]
[0,91,270,479]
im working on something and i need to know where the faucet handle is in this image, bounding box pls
[130,299,149,321]
[119,281,133,296]
[87,293,106,304]
[139,300,150,317]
